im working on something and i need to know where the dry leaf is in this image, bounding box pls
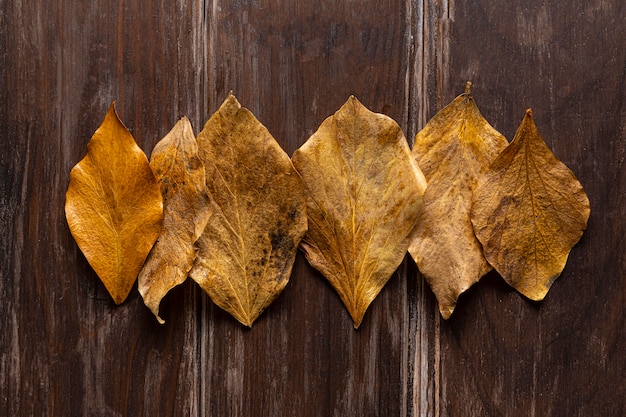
[138,117,211,323]
[292,96,427,328]
[189,94,307,327]
[471,109,590,300]
[409,83,509,319]
[65,103,163,304]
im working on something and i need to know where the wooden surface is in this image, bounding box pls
[1,0,624,415]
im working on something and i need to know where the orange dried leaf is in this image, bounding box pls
[65,103,163,304]
[292,96,427,328]
[189,94,307,327]
[409,83,508,319]
[138,117,211,323]
[471,109,590,300]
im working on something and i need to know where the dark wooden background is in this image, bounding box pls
[1,0,624,415]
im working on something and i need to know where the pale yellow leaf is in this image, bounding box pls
[409,83,508,319]
[139,117,211,323]
[471,109,590,300]
[189,94,307,327]
[292,96,427,328]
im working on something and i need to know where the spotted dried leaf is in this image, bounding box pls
[471,109,590,300]
[409,83,509,319]
[138,117,211,323]
[292,96,427,328]
[189,94,307,327]
[65,103,163,304]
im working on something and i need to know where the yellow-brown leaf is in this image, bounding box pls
[409,84,508,319]
[292,96,427,328]
[65,103,163,304]
[189,94,307,327]
[471,109,590,300]
[138,117,211,323]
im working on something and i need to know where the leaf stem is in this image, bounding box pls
[464,81,472,95]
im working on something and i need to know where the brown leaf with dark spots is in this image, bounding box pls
[292,96,427,328]
[189,94,307,327]
[138,117,211,323]
[65,103,163,304]
[409,83,509,319]
[471,109,590,300]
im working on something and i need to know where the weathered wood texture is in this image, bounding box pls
[436,2,626,416]
[1,0,624,416]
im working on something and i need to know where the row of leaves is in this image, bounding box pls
[65,82,590,328]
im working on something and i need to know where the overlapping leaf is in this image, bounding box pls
[409,84,509,319]
[138,118,211,323]
[65,103,163,304]
[292,96,427,328]
[471,109,590,300]
[189,94,307,327]
[66,90,591,325]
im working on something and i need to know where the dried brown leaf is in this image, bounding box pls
[292,96,427,328]
[471,109,590,300]
[189,94,307,327]
[138,117,211,323]
[65,103,163,304]
[409,83,508,319]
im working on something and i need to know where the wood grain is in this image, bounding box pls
[201,1,415,415]
[436,1,626,415]
[1,0,624,416]
[0,1,205,415]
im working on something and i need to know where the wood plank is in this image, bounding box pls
[200,1,419,415]
[435,0,626,415]
[0,1,205,415]
[406,0,449,415]
[2,0,624,415]
[1,0,425,415]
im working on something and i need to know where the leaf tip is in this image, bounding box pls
[350,309,366,329]
[239,317,254,328]
[221,92,243,115]
[177,116,195,136]
[519,283,551,302]
[106,101,120,120]
[341,95,372,120]
[519,108,539,134]
[147,303,166,324]
[347,95,361,108]
[440,305,455,320]
[101,100,132,136]
[111,293,127,305]
[226,90,239,103]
